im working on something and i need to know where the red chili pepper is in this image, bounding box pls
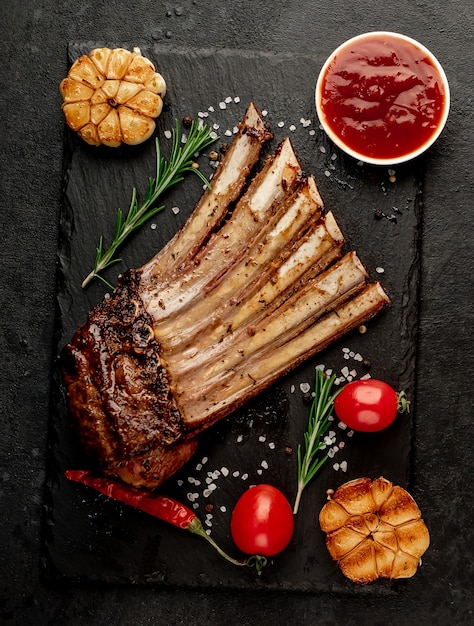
[65,470,195,529]
[65,470,267,574]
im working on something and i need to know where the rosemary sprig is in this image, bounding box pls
[293,369,342,514]
[81,120,217,289]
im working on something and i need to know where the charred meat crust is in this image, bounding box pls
[62,269,187,464]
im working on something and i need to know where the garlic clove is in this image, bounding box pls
[373,542,395,579]
[145,72,167,97]
[396,519,430,559]
[118,106,156,145]
[391,550,420,579]
[90,88,108,105]
[90,103,112,126]
[124,54,157,84]
[59,78,94,103]
[325,525,365,560]
[332,477,376,516]
[371,476,393,509]
[68,55,104,90]
[62,101,90,131]
[98,109,122,147]
[101,79,121,100]
[379,485,421,526]
[89,47,112,75]
[372,527,398,552]
[115,81,143,105]
[319,499,350,533]
[125,90,162,118]
[339,539,378,584]
[78,123,101,146]
[106,48,133,79]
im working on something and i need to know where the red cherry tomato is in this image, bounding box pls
[334,379,403,432]
[230,484,294,557]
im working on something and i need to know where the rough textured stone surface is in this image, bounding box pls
[1,1,473,623]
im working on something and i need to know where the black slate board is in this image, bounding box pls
[43,42,423,594]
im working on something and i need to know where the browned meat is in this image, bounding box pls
[62,102,390,489]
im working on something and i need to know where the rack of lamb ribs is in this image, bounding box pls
[62,102,390,489]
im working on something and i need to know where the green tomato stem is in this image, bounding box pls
[186,517,268,574]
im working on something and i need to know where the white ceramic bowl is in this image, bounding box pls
[315,32,450,165]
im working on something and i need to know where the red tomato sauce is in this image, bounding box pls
[319,34,448,160]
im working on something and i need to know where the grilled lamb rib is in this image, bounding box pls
[62,102,390,489]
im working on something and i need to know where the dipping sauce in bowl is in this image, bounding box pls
[315,32,450,165]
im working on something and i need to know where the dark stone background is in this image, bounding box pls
[1,1,472,624]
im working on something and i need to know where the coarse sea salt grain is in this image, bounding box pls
[164,129,172,139]
[300,382,311,394]
[289,124,296,132]
[234,96,240,103]
[150,223,157,230]
[225,129,233,137]
[171,206,180,215]
[278,121,285,128]
[220,505,227,512]
[376,267,385,274]
[259,435,266,442]
[221,467,229,477]
[219,101,227,109]
[268,442,275,449]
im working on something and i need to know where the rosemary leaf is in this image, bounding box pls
[81,119,217,289]
[293,369,342,514]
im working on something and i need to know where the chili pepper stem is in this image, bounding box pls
[187,517,268,574]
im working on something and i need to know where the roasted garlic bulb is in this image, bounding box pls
[319,477,430,584]
[60,47,166,147]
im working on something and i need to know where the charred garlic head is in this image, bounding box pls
[60,47,166,147]
[319,476,430,584]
